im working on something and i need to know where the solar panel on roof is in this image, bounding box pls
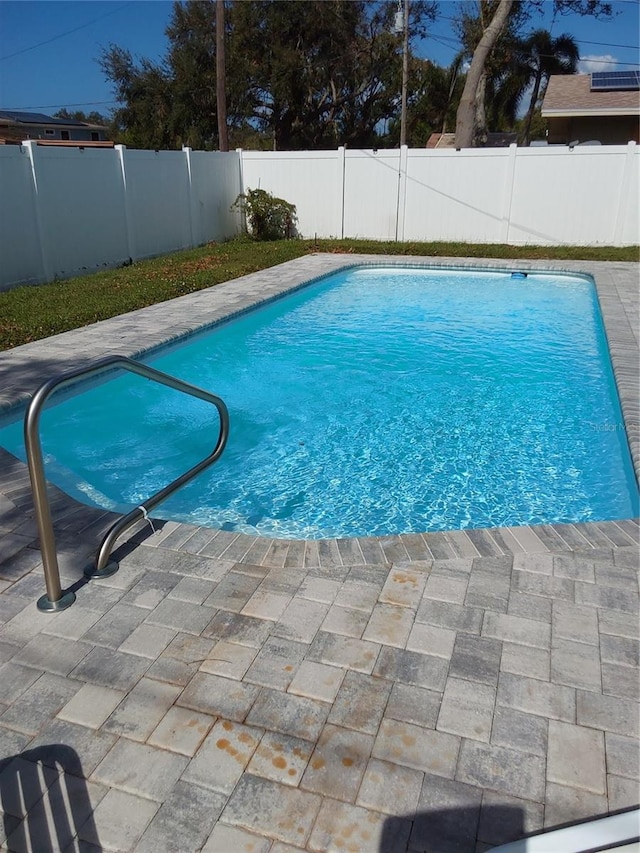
[0,110,85,125]
[591,70,640,91]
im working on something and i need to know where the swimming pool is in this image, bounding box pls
[0,265,637,538]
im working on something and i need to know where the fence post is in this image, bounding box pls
[395,145,409,243]
[500,143,518,244]
[234,148,245,235]
[115,145,136,262]
[337,146,346,239]
[22,141,53,283]
[183,146,198,247]
[613,141,637,247]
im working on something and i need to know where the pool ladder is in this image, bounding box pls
[24,356,229,612]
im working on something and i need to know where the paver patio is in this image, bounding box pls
[0,255,638,851]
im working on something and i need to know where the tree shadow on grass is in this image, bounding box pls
[0,744,100,852]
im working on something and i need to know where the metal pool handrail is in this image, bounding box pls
[24,355,229,612]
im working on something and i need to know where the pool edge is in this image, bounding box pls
[0,254,638,554]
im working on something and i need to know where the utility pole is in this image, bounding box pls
[400,0,409,147]
[216,0,229,151]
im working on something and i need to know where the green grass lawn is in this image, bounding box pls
[1,237,637,351]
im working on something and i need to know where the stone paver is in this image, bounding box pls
[199,639,257,680]
[457,740,546,802]
[244,637,308,690]
[134,782,226,853]
[437,677,496,742]
[246,688,329,742]
[405,622,456,659]
[379,566,428,608]
[178,671,260,721]
[70,646,150,692]
[147,705,215,756]
[543,783,608,829]
[182,719,262,794]
[201,823,272,853]
[309,797,411,853]
[222,774,322,847]
[26,718,117,776]
[247,730,314,786]
[497,671,575,722]
[287,660,344,703]
[102,677,181,741]
[272,598,329,644]
[57,683,126,729]
[0,255,638,852]
[0,672,81,735]
[92,738,188,801]
[547,720,606,794]
[78,788,159,850]
[412,774,483,852]
[362,603,415,648]
[118,624,177,659]
[300,723,373,801]
[372,718,460,777]
[374,646,448,691]
[490,706,548,757]
[321,603,369,638]
[449,632,502,686]
[357,758,423,817]
[327,670,392,735]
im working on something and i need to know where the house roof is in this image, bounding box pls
[0,110,106,129]
[542,75,640,118]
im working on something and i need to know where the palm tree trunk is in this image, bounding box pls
[474,70,488,146]
[455,0,514,148]
[522,68,543,147]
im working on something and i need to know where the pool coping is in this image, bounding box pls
[0,253,638,556]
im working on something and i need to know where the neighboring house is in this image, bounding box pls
[541,71,640,145]
[0,110,112,146]
[426,132,517,149]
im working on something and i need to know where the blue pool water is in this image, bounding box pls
[0,266,637,538]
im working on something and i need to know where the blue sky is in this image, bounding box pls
[0,0,638,116]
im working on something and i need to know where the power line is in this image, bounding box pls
[4,101,120,111]
[0,3,132,63]
[577,39,639,49]
[577,56,639,66]
[431,9,639,51]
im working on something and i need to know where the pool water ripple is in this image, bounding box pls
[0,266,637,538]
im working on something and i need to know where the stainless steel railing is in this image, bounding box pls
[24,355,229,612]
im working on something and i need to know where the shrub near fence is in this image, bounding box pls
[0,141,637,291]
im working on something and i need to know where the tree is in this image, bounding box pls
[98,47,176,149]
[518,30,579,145]
[454,0,612,148]
[227,1,435,149]
[455,0,515,148]
[99,0,437,151]
[53,109,109,125]
[388,57,464,146]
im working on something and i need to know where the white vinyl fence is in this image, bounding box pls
[0,142,242,291]
[1,140,637,290]
[241,142,639,247]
